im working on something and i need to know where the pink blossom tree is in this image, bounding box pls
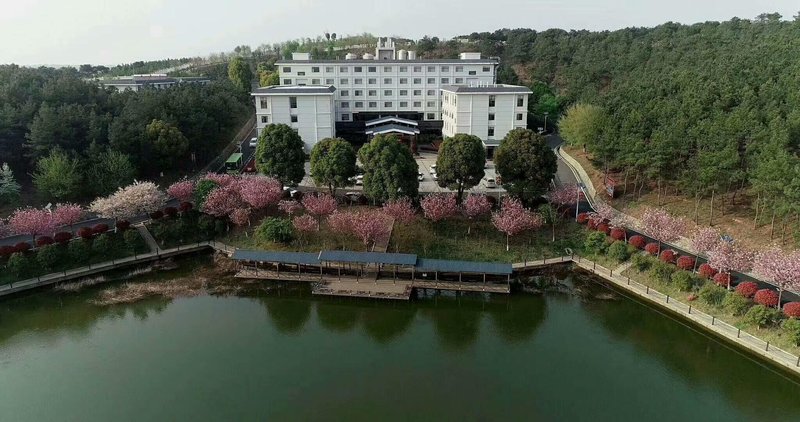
[754,247,800,306]
[9,208,55,242]
[293,214,318,239]
[89,181,166,223]
[462,194,492,234]
[229,208,251,227]
[691,227,722,256]
[547,184,582,213]
[278,200,303,216]
[302,193,338,228]
[327,210,354,234]
[167,179,196,202]
[239,176,283,210]
[420,193,458,222]
[382,197,416,225]
[202,183,245,218]
[352,210,392,250]
[707,241,755,289]
[51,203,84,232]
[641,208,686,252]
[492,197,543,251]
[202,172,236,187]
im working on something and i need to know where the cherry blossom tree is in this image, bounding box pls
[641,208,686,252]
[51,203,84,232]
[202,172,236,187]
[547,184,582,211]
[754,247,800,306]
[229,208,251,227]
[690,227,721,256]
[89,181,167,222]
[462,194,492,234]
[167,179,196,202]
[10,207,55,242]
[293,214,318,235]
[352,210,392,250]
[239,176,282,209]
[202,183,245,218]
[382,197,416,225]
[707,241,755,289]
[278,200,303,216]
[327,210,354,234]
[420,193,458,222]
[302,193,338,228]
[492,197,543,251]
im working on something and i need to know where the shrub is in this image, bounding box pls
[628,235,646,249]
[676,256,695,271]
[723,292,751,316]
[92,234,113,260]
[256,217,294,244]
[54,232,72,244]
[744,305,781,328]
[631,253,651,272]
[150,210,164,220]
[735,282,758,298]
[651,261,675,283]
[782,302,800,318]
[179,201,193,213]
[77,227,94,239]
[124,230,146,253]
[606,241,630,262]
[587,219,599,230]
[576,212,589,224]
[699,283,727,307]
[14,242,31,253]
[596,222,610,234]
[753,289,779,307]
[671,271,696,292]
[659,249,676,263]
[6,252,31,279]
[698,263,717,279]
[584,231,608,255]
[115,220,131,232]
[164,207,179,218]
[36,236,54,247]
[36,244,61,271]
[713,272,731,287]
[0,245,15,258]
[92,223,109,235]
[783,319,800,346]
[198,215,215,239]
[68,239,91,265]
[644,243,659,256]
[609,228,626,241]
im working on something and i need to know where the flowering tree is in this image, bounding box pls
[239,176,282,209]
[9,208,54,242]
[202,172,236,187]
[51,203,84,231]
[229,208,251,227]
[352,210,392,250]
[462,194,492,234]
[420,193,458,222]
[202,183,245,218]
[302,193,338,228]
[327,210,354,234]
[690,227,721,256]
[491,197,543,251]
[278,200,303,216]
[89,181,166,222]
[382,197,416,225]
[707,241,754,289]
[547,184,582,211]
[293,214,318,234]
[754,247,800,305]
[167,179,196,202]
[641,208,685,252]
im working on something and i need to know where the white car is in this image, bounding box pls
[249,137,258,148]
[432,173,438,182]
[485,178,497,188]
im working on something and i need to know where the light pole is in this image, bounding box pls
[544,112,549,133]
[575,182,585,222]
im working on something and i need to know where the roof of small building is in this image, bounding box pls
[365,123,421,136]
[251,85,336,95]
[440,84,532,94]
[232,250,321,265]
[365,116,419,127]
[318,250,418,266]
[414,258,513,275]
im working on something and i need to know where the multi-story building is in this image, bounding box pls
[441,84,532,157]
[251,85,336,152]
[96,74,210,92]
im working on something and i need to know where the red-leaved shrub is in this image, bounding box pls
[596,222,610,234]
[629,235,646,249]
[14,242,31,252]
[587,219,598,230]
[713,272,731,287]
[735,282,758,298]
[35,236,54,247]
[149,210,164,220]
[644,243,660,256]
[115,220,131,232]
[783,302,800,318]
[164,207,178,218]
[0,245,16,257]
[698,263,717,279]
[610,228,626,241]
[577,213,589,224]
[676,255,695,270]
[179,201,193,213]
[77,227,94,239]
[754,289,779,307]
[92,223,109,235]
[659,249,676,263]
[54,232,72,244]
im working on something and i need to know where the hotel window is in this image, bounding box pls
[483,66,491,72]
[441,66,449,72]
[399,78,408,84]
[355,101,363,108]
[489,113,495,121]
[354,90,363,96]
[325,66,334,72]
[340,78,349,85]
[413,101,422,107]
[384,101,393,108]
[441,78,449,83]
[455,77,463,83]
[455,66,463,72]
[384,78,392,84]
[488,127,495,137]
[399,66,408,72]
[339,66,349,72]
[312,66,320,73]
[427,66,435,72]
[516,113,523,121]
[342,113,350,121]
[427,89,435,96]
[260,99,268,109]
[368,78,377,84]
[297,71,305,76]
[340,90,349,96]
[413,66,422,72]
[354,78,363,84]
[368,66,376,72]
[354,66,363,72]
[261,116,268,123]
[283,79,292,85]
[468,70,477,75]
[384,90,392,96]
[427,113,435,120]
[325,79,334,84]
[427,78,435,84]
[400,101,408,107]
[341,101,349,108]
[517,96,524,107]
[368,90,377,96]
[291,115,298,123]
[489,95,496,107]
[426,101,435,107]
[384,66,392,72]
[413,78,422,84]
[283,67,291,72]
[368,101,377,108]
[312,78,320,85]
[289,97,297,108]
[399,89,408,96]
[413,90,422,96]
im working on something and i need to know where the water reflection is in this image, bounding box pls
[315,300,361,333]
[423,292,484,351]
[486,295,546,344]
[360,303,417,344]
[258,287,313,335]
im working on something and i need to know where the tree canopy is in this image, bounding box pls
[494,128,557,204]
[357,134,419,202]
[228,57,254,92]
[310,137,357,195]
[255,124,306,185]
[435,134,486,203]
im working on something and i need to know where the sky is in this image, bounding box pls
[0,0,796,66]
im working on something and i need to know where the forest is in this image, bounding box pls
[0,65,250,204]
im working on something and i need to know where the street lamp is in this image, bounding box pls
[575,182,585,222]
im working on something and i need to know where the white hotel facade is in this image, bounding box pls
[252,38,531,152]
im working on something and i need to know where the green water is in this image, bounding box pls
[0,269,798,421]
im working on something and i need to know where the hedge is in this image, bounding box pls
[610,227,626,241]
[735,282,758,298]
[698,263,717,279]
[754,289,779,307]
[628,235,646,249]
[676,255,695,271]
[659,249,676,263]
[713,272,731,287]
[54,232,72,244]
[783,302,800,318]
[92,223,109,235]
[644,243,659,256]
[77,227,94,239]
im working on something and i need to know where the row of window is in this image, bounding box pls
[338,89,440,97]
[283,77,468,86]
[284,65,491,74]
[339,100,437,109]
[341,113,438,121]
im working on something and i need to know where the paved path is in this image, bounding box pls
[137,225,160,252]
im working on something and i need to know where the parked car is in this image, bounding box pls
[485,178,497,188]
[249,137,258,148]
[418,171,424,181]
[432,173,438,182]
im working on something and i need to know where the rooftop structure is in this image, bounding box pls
[96,73,211,92]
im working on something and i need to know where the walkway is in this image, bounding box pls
[137,225,160,252]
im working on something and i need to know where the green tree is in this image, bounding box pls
[36,244,62,271]
[0,162,21,205]
[435,134,486,203]
[357,134,419,202]
[89,150,136,196]
[310,137,356,195]
[256,124,306,185]
[194,179,219,208]
[558,103,606,149]
[32,150,83,201]
[68,239,91,265]
[256,217,294,244]
[228,57,254,92]
[494,128,557,204]
[6,252,31,280]
[259,71,279,87]
[145,119,189,168]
